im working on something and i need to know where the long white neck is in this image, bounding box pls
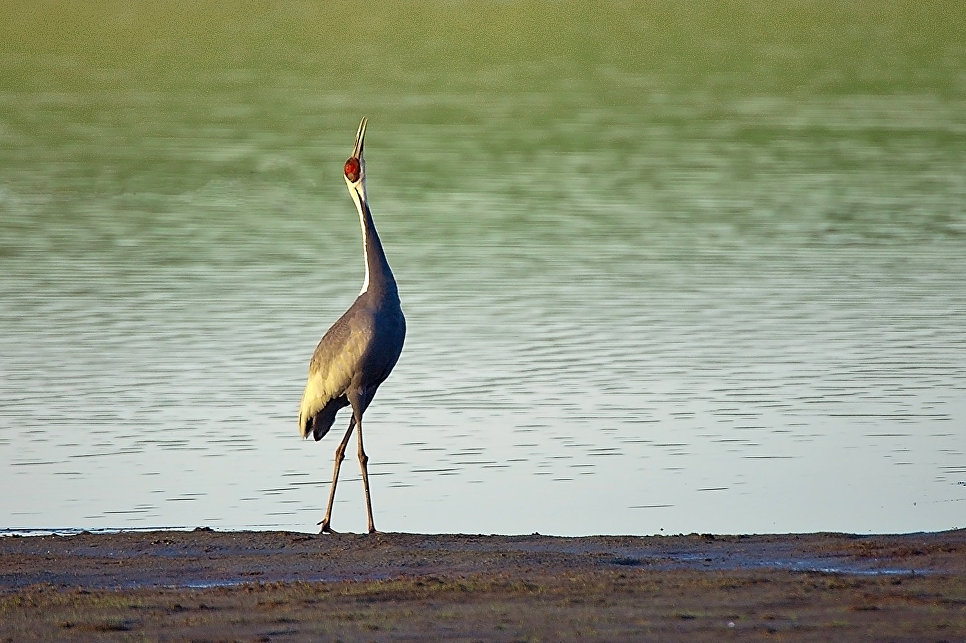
[350,185,370,295]
[349,182,396,300]
[359,206,370,296]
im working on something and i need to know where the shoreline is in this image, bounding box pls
[2,528,965,589]
[1,528,963,639]
[1,529,963,639]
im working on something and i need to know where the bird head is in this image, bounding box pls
[344,117,368,208]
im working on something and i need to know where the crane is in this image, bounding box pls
[298,117,406,534]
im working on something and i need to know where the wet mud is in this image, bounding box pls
[1,529,963,640]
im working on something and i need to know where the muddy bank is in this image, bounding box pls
[1,529,964,640]
[1,529,965,590]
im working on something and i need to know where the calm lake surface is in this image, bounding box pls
[2,2,964,536]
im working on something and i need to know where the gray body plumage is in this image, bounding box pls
[299,281,405,441]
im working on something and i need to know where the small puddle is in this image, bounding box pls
[611,551,928,576]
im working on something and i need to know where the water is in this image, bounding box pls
[1,2,965,536]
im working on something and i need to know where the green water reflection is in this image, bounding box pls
[1,2,963,534]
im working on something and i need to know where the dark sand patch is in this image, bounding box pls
[1,529,963,640]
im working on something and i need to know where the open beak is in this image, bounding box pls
[352,117,367,160]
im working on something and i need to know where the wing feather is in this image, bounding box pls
[298,309,372,439]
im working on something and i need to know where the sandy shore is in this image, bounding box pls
[1,528,963,640]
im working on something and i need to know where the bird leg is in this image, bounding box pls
[356,415,377,534]
[318,416,356,534]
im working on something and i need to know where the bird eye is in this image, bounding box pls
[344,157,361,182]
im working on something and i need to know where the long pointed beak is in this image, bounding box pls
[352,117,367,159]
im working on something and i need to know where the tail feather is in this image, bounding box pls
[300,396,349,441]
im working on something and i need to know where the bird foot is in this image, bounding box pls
[317,519,338,534]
